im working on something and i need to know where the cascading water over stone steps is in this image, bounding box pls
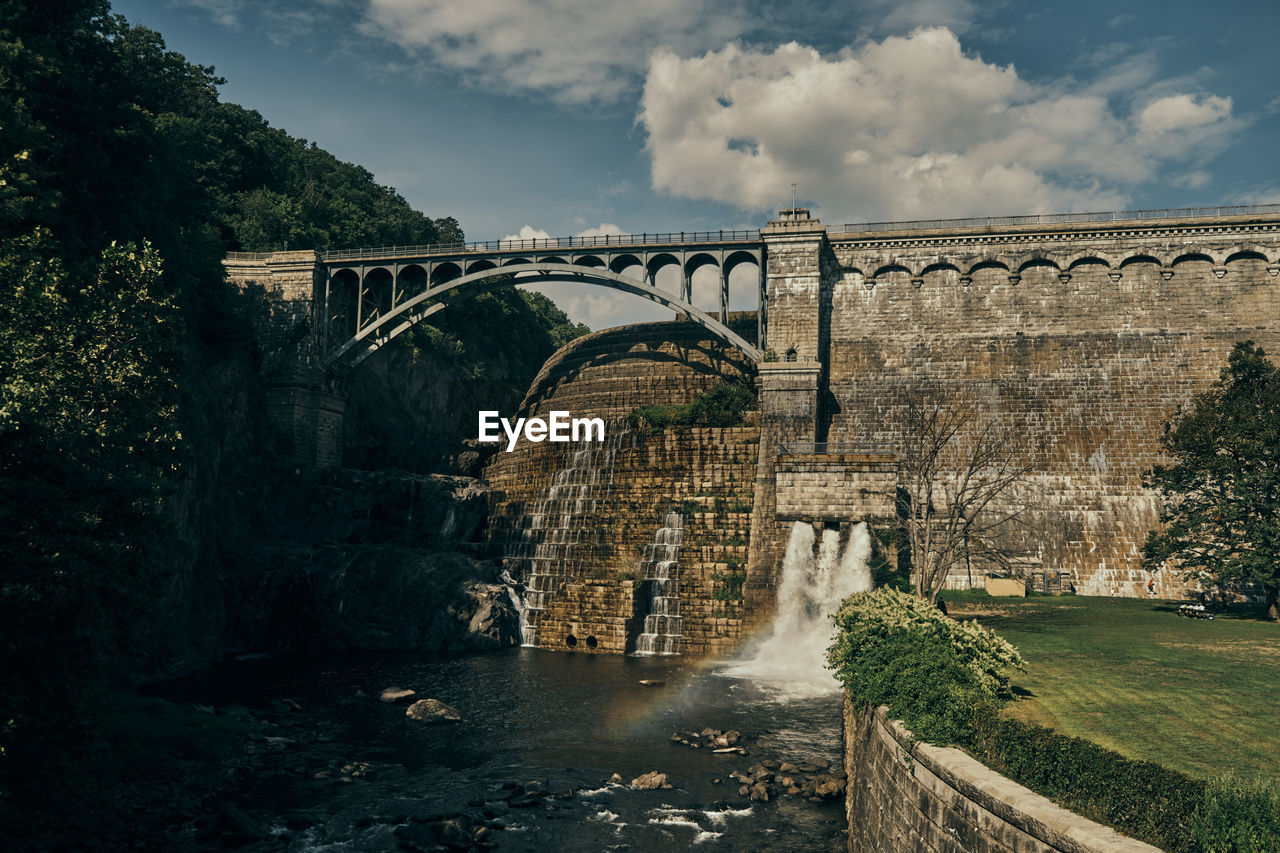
[502,437,622,647]
[634,512,685,655]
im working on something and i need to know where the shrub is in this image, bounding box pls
[1193,773,1280,853]
[828,587,1023,701]
[971,715,1206,852]
[627,381,756,430]
[847,631,994,744]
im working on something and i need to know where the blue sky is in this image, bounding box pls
[112,0,1280,327]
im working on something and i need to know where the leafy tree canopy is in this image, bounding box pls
[0,1,581,819]
[1143,341,1280,619]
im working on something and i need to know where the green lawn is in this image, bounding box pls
[945,591,1280,783]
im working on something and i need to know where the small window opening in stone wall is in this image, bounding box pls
[785,348,797,362]
[585,635,598,649]
[565,634,578,648]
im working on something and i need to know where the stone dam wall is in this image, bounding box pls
[483,322,760,655]
[843,700,1161,853]
[798,212,1280,596]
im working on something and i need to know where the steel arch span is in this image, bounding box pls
[322,262,762,374]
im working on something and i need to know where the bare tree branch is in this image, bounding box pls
[895,387,1043,603]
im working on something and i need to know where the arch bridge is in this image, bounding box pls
[317,230,766,373]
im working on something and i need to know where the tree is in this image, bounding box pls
[896,388,1041,603]
[1143,341,1280,620]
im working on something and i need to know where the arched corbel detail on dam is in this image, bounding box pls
[919,261,962,279]
[1065,253,1114,271]
[1015,256,1062,274]
[871,263,912,283]
[1118,253,1163,269]
[322,262,762,375]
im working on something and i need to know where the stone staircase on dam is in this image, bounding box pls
[484,321,759,655]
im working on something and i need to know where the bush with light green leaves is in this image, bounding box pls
[826,587,1022,743]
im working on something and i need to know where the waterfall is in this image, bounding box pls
[500,569,530,643]
[720,520,872,697]
[634,512,685,655]
[500,437,620,647]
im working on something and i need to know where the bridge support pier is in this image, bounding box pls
[265,378,346,469]
[224,250,346,468]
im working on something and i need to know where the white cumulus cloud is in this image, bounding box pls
[574,223,626,238]
[638,28,1239,220]
[1137,93,1232,135]
[359,0,749,106]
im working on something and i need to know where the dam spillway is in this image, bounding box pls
[484,321,761,656]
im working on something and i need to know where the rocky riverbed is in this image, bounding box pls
[92,647,850,851]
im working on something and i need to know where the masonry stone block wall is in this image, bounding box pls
[483,322,759,654]
[223,251,345,467]
[822,212,1280,596]
[775,453,897,523]
[843,700,1161,853]
[761,209,829,364]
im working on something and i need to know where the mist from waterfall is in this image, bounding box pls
[720,520,872,698]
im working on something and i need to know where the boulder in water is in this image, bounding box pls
[815,778,846,799]
[379,687,416,703]
[630,771,671,790]
[405,698,463,724]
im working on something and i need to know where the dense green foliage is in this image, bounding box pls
[827,587,1022,711]
[831,590,1280,851]
[627,380,756,430]
[1195,774,1280,853]
[0,0,581,825]
[972,715,1206,851]
[1143,341,1280,619]
[972,715,1280,852]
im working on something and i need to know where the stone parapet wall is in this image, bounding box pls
[843,700,1161,853]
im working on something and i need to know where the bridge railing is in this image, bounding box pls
[320,229,762,261]
[778,442,895,456]
[829,202,1280,236]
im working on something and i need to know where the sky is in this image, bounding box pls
[112,0,1280,328]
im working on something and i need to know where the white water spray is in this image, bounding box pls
[499,569,532,647]
[720,520,872,698]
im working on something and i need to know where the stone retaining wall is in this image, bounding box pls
[843,700,1161,853]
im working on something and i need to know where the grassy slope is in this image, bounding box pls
[945,591,1280,782]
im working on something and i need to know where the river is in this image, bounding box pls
[157,648,848,851]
